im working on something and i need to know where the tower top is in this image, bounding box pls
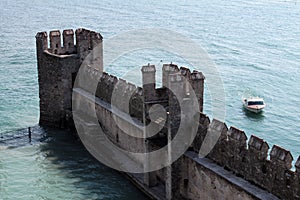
[36,28,103,56]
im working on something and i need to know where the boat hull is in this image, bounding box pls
[243,105,264,113]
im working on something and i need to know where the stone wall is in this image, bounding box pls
[74,64,300,199]
[36,28,103,128]
[77,65,144,122]
[73,63,294,199]
[182,152,278,200]
[190,116,300,200]
[37,28,300,200]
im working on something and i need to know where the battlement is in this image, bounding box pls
[36,28,103,128]
[80,63,300,199]
[78,65,144,121]
[37,28,300,200]
[36,28,102,57]
[141,64,204,111]
[191,113,300,199]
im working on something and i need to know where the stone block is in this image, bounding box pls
[270,145,293,169]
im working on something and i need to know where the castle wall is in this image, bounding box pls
[72,87,146,168]
[37,29,300,200]
[182,152,276,200]
[77,65,144,122]
[73,64,290,200]
[36,28,103,128]
[189,115,300,200]
[37,51,79,127]
[72,65,147,167]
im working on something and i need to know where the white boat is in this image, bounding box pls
[243,97,265,113]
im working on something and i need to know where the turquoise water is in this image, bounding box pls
[0,0,300,199]
[0,127,147,199]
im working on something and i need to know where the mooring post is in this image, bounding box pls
[28,127,31,142]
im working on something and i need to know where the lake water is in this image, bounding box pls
[0,0,299,199]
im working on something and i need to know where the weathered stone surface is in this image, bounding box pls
[270,145,293,169]
[37,28,300,200]
[36,28,103,128]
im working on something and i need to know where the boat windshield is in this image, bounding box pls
[248,101,264,106]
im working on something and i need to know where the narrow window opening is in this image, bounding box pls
[286,178,291,188]
[116,134,119,143]
[242,156,246,163]
[262,165,267,174]
[184,179,188,188]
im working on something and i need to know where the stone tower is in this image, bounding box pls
[36,28,103,128]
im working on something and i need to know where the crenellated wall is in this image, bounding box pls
[37,28,102,56]
[36,28,103,128]
[77,65,144,121]
[74,63,297,200]
[37,28,300,200]
[189,116,300,200]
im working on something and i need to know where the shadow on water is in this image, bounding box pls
[39,126,149,200]
[242,107,265,122]
[0,126,47,147]
[0,126,149,200]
